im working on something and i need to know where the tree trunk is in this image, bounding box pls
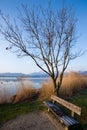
[52,78,60,97]
[52,73,64,97]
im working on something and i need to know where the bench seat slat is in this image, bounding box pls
[66,116,78,124]
[63,116,76,125]
[44,101,65,117]
[61,116,73,126]
[44,101,79,127]
[61,116,78,126]
[60,117,71,126]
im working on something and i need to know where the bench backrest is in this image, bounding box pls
[51,95,81,116]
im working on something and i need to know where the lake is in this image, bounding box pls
[0,76,48,96]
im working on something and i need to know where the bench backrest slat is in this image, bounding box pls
[51,95,81,115]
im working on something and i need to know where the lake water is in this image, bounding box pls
[0,76,48,96]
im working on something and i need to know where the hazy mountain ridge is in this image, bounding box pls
[0,72,48,78]
[78,71,87,76]
[0,71,87,77]
[0,73,28,77]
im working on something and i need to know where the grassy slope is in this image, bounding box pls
[0,89,87,129]
[68,89,87,130]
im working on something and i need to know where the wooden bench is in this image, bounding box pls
[44,95,81,130]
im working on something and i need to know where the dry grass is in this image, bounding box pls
[0,87,10,104]
[11,78,39,103]
[39,79,54,100]
[0,72,87,104]
[60,72,87,97]
[13,87,39,103]
[39,72,87,99]
[0,87,7,104]
[0,78,39,104]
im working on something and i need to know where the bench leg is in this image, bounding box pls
[65,126,68,130]
[48,108,50,112]
[71,111,74,117]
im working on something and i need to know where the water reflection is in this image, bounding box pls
[0,77,48,95]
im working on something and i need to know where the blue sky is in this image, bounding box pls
[0,0,87,74]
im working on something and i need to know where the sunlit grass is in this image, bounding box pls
[60,72,87,97]
[0,78,39,104]
[0,72,87,103]
[14,79,39,103]
[0,72,87,130]
[39,72,87,99]
[39,81,54,100]
[0,87,10,104]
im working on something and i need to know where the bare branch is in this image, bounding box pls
[0,2,81,96]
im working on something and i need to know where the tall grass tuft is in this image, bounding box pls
[12,78,39,103]
[39,72,87,99]
[0,87,10,104]
[0,72,87,104]
[60,72,87,97]
[39,79,54,100]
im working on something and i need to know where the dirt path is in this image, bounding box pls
[0,111,64,130]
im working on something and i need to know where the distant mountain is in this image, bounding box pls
[0,71,86,78]
[79,71,87,76]
[0,72,48,78]
[29,71,48,78]
[0,73,28,77]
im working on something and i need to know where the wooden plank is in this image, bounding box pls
[61,116,77,126]
[60,116,71,126]
[65,116,78,124]
[51,95,81,115]
[44,101,65,117]
[43,101,78,127]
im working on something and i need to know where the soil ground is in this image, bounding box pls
[0,111,64,130]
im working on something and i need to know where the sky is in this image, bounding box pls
[0,0,87,74]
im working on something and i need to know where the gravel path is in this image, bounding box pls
[0,111,64,130]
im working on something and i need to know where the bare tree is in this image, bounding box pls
[0,3,80,96]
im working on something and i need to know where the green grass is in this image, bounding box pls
[68,89,87,130]
[0,100,45,124]
[69,89,87,118]
[0,89,87,130]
